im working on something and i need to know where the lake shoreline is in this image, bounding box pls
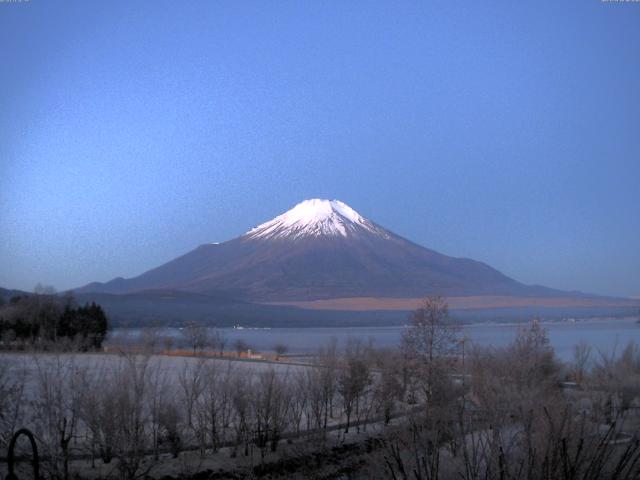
[106,317,640,361]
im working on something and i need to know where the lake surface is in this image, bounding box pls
[109,318,640,361]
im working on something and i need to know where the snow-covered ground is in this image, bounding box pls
[1,351,310,395]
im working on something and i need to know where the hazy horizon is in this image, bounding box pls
[1,1,639,297]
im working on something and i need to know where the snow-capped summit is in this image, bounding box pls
[244,199,388,240]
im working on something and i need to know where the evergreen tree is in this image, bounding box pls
[0,295,109,349]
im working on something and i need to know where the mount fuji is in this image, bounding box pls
[78,199,567,301]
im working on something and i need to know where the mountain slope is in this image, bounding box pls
[77,199,571,301]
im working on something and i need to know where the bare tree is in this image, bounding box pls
[0,356,28,451]
[273,343,288,361]
[140,327,162,354]
[251,368,291,461]
[178,358,207,455]
[216,362,236,448]
[201,360,235,453]
[338,339,372,433]
[230,373,252,457]
[401,296,459,405]
[161,334,174,352]
[78,361,118,465]
[618,341,640,412]
[373,350,403,425]
[181,322,209,355]
[110,353,153,480]
[593,340,640,421]
[77,354,155,479]
[470,322,562,431]
[146,359,168,460]
[572,340,592,383]
[211,329,227,357]
[509,320,560,393]
[233,339,250,357]
[306,367,327,433]
[288,370,309,435]
[158,399,183,458]
[402,296,460,363]
[317,337,339,430]
[31,354,85,480]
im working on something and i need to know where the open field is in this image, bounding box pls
[0,352,308,396]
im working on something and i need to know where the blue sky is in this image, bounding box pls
[1,0,639,297]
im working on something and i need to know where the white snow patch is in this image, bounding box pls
[244,199,389,240]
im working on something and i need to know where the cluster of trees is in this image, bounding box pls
[0,287,109,349]
[133,323,258,358]
[378,298,640,480]
[1,296,639,480]
[133,323,291,361]
[0,337,407,480]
